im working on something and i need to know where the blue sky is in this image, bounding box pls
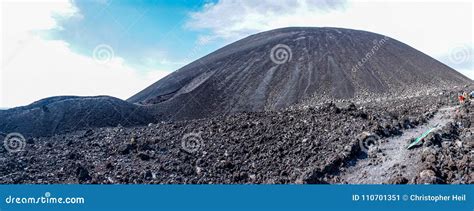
[52,0,220,72]
[1,0,473,107]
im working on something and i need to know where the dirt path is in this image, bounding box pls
[338,106,458,184]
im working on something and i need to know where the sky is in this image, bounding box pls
[1,0,473,108]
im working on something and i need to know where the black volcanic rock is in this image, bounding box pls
[2,92,471,184]
[0,96,154,137]
[128,27,472,121]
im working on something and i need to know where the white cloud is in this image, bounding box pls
[187,0,346,40]
[188,0,474,79]
[1,0,168,108]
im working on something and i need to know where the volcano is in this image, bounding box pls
[1,27,472,138]
[0,27,473,185]
[128,27,471,121]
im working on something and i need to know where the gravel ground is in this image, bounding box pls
[0,92,471,184]
[411,101,473,184]
[337,106,462,184]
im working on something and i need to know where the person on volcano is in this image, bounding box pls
[458,93,466,104]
